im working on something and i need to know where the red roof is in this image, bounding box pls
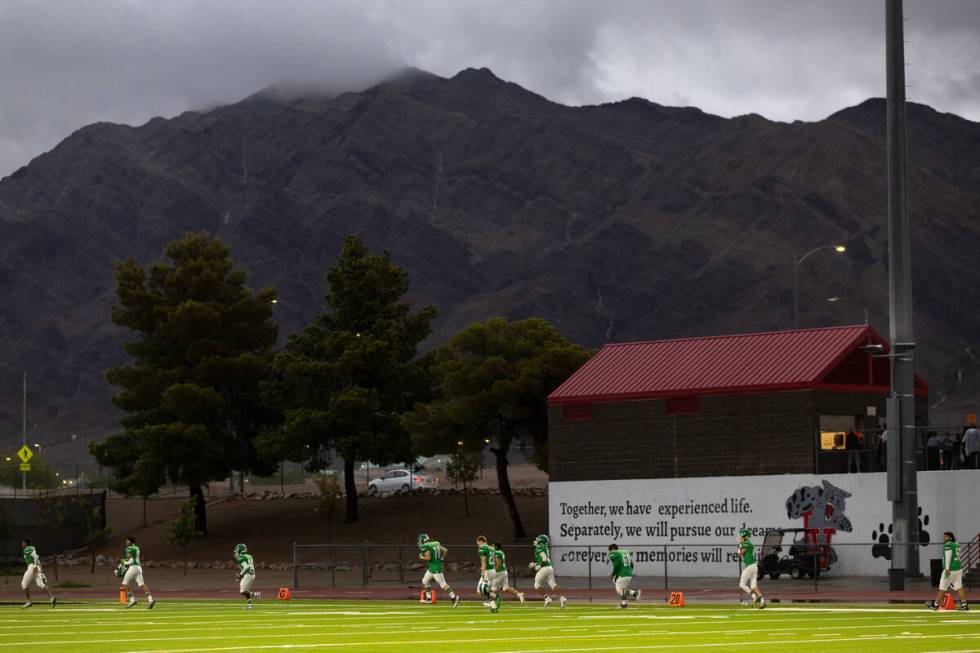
[549,325,927,404]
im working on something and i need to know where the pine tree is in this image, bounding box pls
[91,232,278,534]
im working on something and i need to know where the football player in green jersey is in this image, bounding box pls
[20,539,56,608]
[608,543,640,608]
[119,536,155,609]
[737,528,766,608]
[234,543,260,608]
[489,542,525,610]
[476,535,497,608]
[927,531,969,611]
[418,533,461,608]
[528,534,566,608]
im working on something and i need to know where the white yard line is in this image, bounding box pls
[493,633,980,653]
[6,618,977,651]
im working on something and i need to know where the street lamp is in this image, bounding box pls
[827,296,869,324]
[793,244,846,329]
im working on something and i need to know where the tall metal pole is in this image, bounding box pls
[885,0,919,581]
[22,372,27,492]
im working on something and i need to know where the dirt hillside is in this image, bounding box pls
[96,491,548,563]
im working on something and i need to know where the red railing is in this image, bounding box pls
[962,533,979,586]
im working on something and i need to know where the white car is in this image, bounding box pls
[366,469,426,495]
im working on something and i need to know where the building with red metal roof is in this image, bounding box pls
[547,325,928,481]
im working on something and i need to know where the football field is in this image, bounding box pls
[2,599,978,653]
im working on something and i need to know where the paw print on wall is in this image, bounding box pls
[871,522,893,560]
[870,507,931,560]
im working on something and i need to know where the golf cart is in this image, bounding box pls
[759,528,837,580]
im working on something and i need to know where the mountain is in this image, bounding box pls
[1,67,978,456]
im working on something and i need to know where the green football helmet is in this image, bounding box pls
[477,577,492,599]
[234,543,247,555]
[739,528,751,539]
[417,533,430,548]
[534,534,550,546]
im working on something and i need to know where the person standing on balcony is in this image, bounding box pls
[927,432,943,470]
[941,433,959,470]
[845,430,861,473]
[963,424,980,470]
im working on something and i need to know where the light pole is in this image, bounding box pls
[793,244,846,329]
[22,372,27,492]
[827,297,869,324]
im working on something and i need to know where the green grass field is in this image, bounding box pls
[2,599,978,653]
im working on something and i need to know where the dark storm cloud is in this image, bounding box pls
[1,0,978,177]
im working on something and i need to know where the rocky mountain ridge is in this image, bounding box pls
[1,67,978,456]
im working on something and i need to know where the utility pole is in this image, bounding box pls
[885,0,919,586]
[22,372,27,492]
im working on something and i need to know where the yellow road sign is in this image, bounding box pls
[19,463,31,472]
[17,445,33,463]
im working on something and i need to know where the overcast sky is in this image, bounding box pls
[1,0,979,178]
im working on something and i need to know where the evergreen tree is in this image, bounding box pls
[262,235,436,523]
[91,232,278,534]
[409,317,589,537]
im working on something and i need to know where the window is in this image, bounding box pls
[819,414,857,451]
[820,431,846,450]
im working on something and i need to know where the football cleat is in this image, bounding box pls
[958,602,969,611]
[635,589,642,602]
[559,596,567,609]
[543,595,552,608]
[126,599,137,609]
[518,592,525,605]
[50,597,56,609]
[147,598,155,609]
[21,602,32,609]
[452,594,460,609]
[925,601,938,610]
[758,597,767,609]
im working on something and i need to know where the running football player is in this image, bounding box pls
[234,543,259,608]
[528,534,566,608]
[119,536,155,609]
[20,539,55,608]
[489,542,525,610]
[608,543,640,608]
[737,528,766,608]
[476,535,497,608]
[418,533,461,608]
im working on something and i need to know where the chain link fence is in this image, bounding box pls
[291,540,979,594]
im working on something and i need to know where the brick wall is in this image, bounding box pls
[548,390,928,482]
